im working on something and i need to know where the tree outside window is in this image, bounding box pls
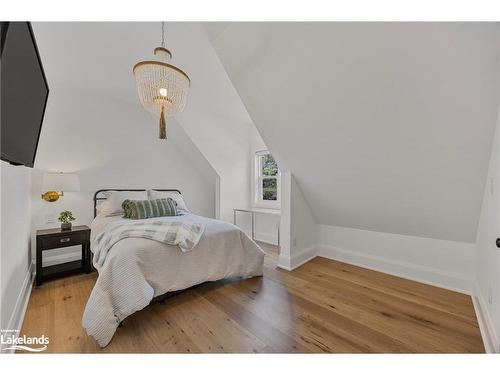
[255,151,280,207]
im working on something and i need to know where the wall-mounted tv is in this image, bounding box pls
[1,22,49,168]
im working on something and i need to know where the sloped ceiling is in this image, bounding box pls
[208,22,500,242]
[33,22,260,222]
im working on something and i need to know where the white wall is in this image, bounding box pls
[288,177,317,267]
[209,22,500,243]
[278,172,317,270]
[0,162,33,338]
[176,23,260,223]
[31,82,217,264]
[32,83,216,222]
[318,225,475,293]
[235,210,280,246]
[30,83,217,263]
[278,172,292,269]
[475,103,500,352]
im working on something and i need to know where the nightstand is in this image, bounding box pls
[35,225,91,287]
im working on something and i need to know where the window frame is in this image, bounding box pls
[253,150,280,208]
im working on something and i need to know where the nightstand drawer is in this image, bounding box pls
[41,232,87,250]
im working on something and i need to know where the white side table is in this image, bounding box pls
[233,208,281,247]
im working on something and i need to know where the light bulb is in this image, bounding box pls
[159,88,168,97]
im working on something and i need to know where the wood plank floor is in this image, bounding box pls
[19,242,484,353]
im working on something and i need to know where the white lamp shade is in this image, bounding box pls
[42,173,80,192]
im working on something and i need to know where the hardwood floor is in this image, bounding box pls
[19,242,484,353]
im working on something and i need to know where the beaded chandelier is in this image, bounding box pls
[133,22,190,139]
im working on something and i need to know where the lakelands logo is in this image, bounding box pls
[1,329,49,352]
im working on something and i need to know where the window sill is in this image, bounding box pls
[244,207,281,216]
[253,203,281,211]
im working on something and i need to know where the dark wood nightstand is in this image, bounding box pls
[36,225,91,286]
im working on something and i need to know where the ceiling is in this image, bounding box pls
[208,22,500,242]
[32,22,257,163]
[203,22,231,41]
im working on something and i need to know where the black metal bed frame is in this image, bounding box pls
[93,188,181,218]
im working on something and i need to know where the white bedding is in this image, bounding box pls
[82,213,265,347]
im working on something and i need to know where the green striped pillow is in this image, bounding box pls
[122,198,178,219]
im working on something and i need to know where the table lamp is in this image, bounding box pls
[41,172,80,202]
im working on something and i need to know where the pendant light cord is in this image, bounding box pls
[161,21,165,48]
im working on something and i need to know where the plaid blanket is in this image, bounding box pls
[92,219,205,268]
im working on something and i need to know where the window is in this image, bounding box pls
[254,151,280,207]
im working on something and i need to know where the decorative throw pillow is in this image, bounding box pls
[122,198,178,219]
[148,190,190,213]
[100,190,148,216]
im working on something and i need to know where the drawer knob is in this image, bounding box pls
[60,238,71,243]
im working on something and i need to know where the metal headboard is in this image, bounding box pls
[93,189,182,218]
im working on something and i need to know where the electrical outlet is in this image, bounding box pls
[488,285,493,305]
[45,214,55,224]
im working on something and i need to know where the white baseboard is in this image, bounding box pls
[278,246,317,271]
[317,245,472,295]
[472,282,499,353]
[253,231,278,246]
[244,230,278,246]
[1,261,34,353]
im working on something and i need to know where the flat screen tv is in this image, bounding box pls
[1,22,49,168]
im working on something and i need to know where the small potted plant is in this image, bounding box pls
[58,210,75,231]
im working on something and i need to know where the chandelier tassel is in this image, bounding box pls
[159,106,167,139]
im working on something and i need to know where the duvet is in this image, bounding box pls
[82,213,265,347]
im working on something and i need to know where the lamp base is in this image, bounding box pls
[42,191,61,202]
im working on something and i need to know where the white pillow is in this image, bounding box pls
[148,190,189,212]
[100,190,148,216]
[96,200,111,216]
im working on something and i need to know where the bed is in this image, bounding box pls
[82,189,265,347]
